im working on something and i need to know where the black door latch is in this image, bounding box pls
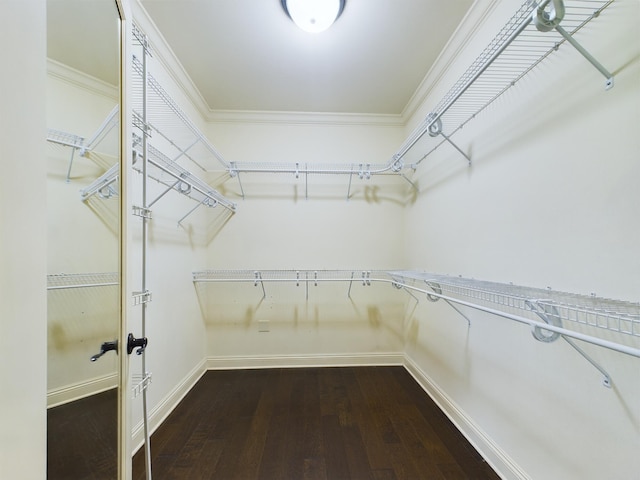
[127,333,148,355]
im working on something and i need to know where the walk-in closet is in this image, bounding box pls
[2,0,638,479]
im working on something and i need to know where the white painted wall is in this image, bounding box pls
[403,1,640,478]
[0,0,47,478]
[202,119,409,365]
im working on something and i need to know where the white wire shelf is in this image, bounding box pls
[228,161,397,177]
[46,129,85,150]
[397,0,614,167]
[193,269,640,367]
[132,134,236,216]
[47,272,119,290]
[193,270,393,297]
[131,52,229,172]
[389,271,640,340]
[194,269,390,284]
[129,39,236,223]
[47,105,120,182]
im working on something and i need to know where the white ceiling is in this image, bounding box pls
[47,0,475,116]
[140,0,474,115]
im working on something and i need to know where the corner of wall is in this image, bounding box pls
[403,355,530,480]
[131,357,207,453]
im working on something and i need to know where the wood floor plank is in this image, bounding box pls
[320,414,351,479]
[90,366,499,480]
[342,425,375,480]
[47,388,117,480]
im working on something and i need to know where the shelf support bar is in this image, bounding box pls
[171,137,200,164]
[440,131,471,165]
[177,198,206,226]
[148,179,180,208]
[348,271,355,298]
[229,163,245,200]
[65,147,77,183]
[254,271,266,300]
[563,336,612,388]
[399,173,419,192]
[425,281,471,327]
[554,25,614,90]
[527,300,612,388]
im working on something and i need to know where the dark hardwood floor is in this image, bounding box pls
[133,367,500,480]
[47,388,118,480]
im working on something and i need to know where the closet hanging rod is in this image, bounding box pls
[228,161,398,177]
[391,271,640,339]
[132,137,236,212]
[146,156,235,212]
[80,163,120,201]
[393,280,640,359]
[193,269,385,283]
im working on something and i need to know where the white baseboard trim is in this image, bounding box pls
[47,373,118,408]
[403,356,529,480]
[206,352,405,370]
[131,358,207,454]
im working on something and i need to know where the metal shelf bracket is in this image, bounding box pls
[533,0,613,89]
[526,299,612,388]
[132,290,152,306]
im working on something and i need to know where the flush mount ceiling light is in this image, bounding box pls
[281,0,346,34]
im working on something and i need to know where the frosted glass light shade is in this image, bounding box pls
[282,0,346,34]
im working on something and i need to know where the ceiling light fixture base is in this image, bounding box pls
[281,0,346,34]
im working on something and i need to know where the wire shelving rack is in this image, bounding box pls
[130,35,235,223]
[47,272,119,290]
[193,269,639,386]
[132,136,236,219]
[47,105,120,182]
[397,0,614,168]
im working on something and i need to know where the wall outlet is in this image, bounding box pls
[258,320,270,333]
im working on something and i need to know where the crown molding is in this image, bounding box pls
[132,0,212,120]
[132,0,500,128]
[47,58,118,100]
[401,0,501,124]
[206,109,404,127]
[132,0,404,129]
